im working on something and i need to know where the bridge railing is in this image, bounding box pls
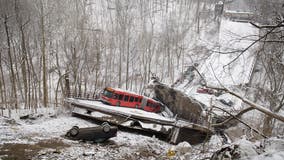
[66,91,100,100]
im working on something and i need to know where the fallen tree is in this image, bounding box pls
[206,85,284,123]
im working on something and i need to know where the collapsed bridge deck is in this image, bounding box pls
[65,98,212,144]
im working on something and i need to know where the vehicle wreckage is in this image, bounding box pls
[65,122,118,142]
[65,85,213,144]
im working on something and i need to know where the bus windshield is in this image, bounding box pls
[103,89,113,98]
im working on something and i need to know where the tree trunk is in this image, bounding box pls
[20,26,28,108]
[263,116,274,136]
[27,35,38,109]
[0,50,5,115]
[15,0,28,109]
[4,15,18,109]
[195,0,200,33]
[0,50,6,111]
[64,72,71,97]
[126,35,130,90]
[40,0,48,108]
[207,86,284,123]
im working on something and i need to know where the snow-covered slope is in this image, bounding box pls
[175,19,259,110]
[199,20,259,87]
[166,20,261,129]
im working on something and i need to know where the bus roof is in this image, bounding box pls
[105,87,162,104]
[106,87,140,96]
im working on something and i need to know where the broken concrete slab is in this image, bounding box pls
[147,82,206,124]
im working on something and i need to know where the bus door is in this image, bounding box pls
[140,97,148,110]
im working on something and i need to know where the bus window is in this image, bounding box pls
[129,96,134,102]
[150,102,155,108]
[103,89,113,98]
[139,98,142,102]
[113,93,118,99]
[119,94,124,100]
[135,97,138,102]
[154,104,159,108]
[124,95,129,101]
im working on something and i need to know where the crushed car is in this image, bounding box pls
[65,122,117,143]
[219,99,234,107]
[196,87,214,94]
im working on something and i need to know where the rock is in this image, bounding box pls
[264,137,284,152]
[4,118,18,125]
[176,141,192,155]
[235,138,258,158]
[20,115,30,120]
[83,151,95,156]
[20,113,44,120]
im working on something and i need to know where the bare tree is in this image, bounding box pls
[3,14,18,109]
[39,0,48,107]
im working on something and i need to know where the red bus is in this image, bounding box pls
[100,87,162,113]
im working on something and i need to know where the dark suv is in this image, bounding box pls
[66,122,117,142]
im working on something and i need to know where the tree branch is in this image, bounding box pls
[259,40,284,43]
[206,85,284,123]
[211,105,267,138]
[212,106,254,127]
[223,21,284,68]
[250,21,284,29]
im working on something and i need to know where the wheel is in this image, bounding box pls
[72,126,79,130]
[102,124,111,133]
[101,122,109,126]
[116,101,120,106]
[69,126,79,137]
[130,121,142,128]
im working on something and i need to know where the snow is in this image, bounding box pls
[236,138,259,157]
[212,137,284,160]
[174,141,192,154]
[174,19,259,115]
[0,110,175,159]
[3,107,282,159]
[0,115,96,145]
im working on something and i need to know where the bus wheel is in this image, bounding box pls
[116,101,120,106]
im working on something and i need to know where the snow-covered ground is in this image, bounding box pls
[1,108,284,160]
[0,108,221,160]
[0,109,170,160]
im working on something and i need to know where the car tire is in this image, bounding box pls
[70,126,79,137]
[101,122,109,126]
[102,124,111,133]
[72,126,79,130]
